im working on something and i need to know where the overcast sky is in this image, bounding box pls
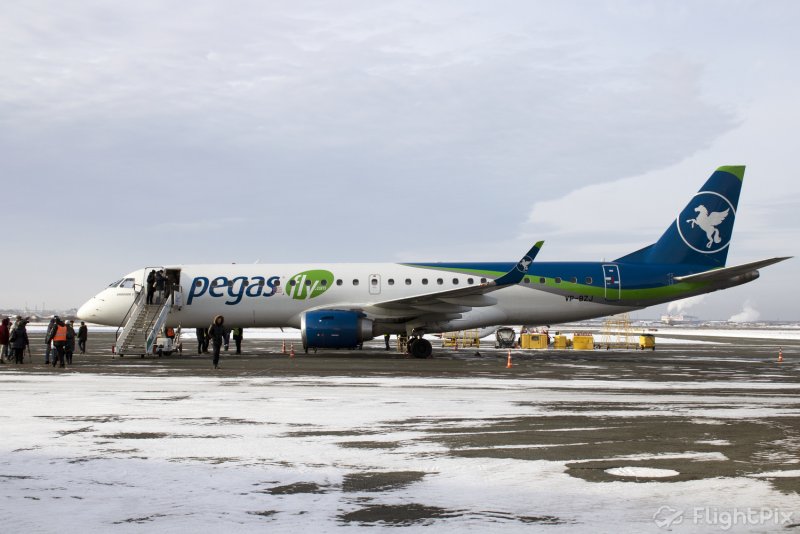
[1,1,797,320]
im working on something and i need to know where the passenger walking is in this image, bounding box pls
[195,328,205,354]
[155,270,166,303]
[77,322,88,353]
[44,315,58,364]
[384,334,391,351]
[232,327,243,354]
[51,317,71,368]
[65,320,76,365]
[0,317,10,363]
[146,270,156,305]
[223,327,230,351]
[207,315,226,369]
[10,317,29,364]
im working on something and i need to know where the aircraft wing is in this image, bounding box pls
[364,241,544,314]
[673,257,791,283]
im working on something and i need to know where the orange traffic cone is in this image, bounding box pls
[506,350,513,369]
[778,347,783,363]
[290,343,295,358]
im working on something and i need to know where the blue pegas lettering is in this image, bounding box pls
[264,276,280,297]
[226,276,249,305]
[187,276,209,305]
[187,274,282,305]
[246,276,265,298]
[209,276,229,298]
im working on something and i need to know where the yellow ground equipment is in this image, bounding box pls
[520,333,549,349]
[553,335,570,349]
[442,330,481,349]
[572,334,594,350]
[639,334,656,350]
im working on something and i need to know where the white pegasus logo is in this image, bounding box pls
[518,257,532,272]
[686,205,729,248]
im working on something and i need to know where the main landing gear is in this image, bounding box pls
[407,337,433,359]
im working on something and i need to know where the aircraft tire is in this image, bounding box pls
[411,338,432,359]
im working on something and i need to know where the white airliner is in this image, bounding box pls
[78,166,788,358]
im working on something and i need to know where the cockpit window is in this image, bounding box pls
[108,279,122,288]
[119,278,135,289]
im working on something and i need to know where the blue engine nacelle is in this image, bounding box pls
[301,310,374,350]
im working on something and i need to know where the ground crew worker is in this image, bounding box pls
[51,318,71,368]
[207,315,226,369]
[232,327,243,354]
[384,334,391,350]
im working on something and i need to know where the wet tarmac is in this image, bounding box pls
[1,330,799,532]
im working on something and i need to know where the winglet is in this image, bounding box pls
[494,241,544,287]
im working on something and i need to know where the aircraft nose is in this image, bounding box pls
[77,297,100,322]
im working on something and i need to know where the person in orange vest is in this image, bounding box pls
[51,318,73,368]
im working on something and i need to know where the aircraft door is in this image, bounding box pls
[602,264,621,301]
[368,274,381,295]
[165,268,182,308]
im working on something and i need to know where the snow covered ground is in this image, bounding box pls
[1,371,798,533]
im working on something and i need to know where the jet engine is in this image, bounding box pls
[301,310,374,350]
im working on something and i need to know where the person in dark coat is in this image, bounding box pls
[10,317,29,364]
[155,270,166,303]
[65,320,77,365]
[207,315,226,369]
[146,270,156,305]
[0,317,10,363]
[77,322,88,353]
[44,315,58,364]
[195,328,205,354]
[232,327,243,354]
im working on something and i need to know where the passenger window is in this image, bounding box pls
[467,278,474,284]
[353,279,359,286]
[320,280,327,286]
[539,277,546,284]
[437,278,444,285]
[336,279,343,286]
[523,277,530,284]
[388,279,395,285]
[422,278,429,285]
[452,278,459,285]
[305,280,312,286]
[243,280,250,286]
[195,280,203,288]
[570,277,577,284]
[585,277,592,284]
[405,278,411,285]
[289,280,296,286]
[555,277,562,284]
[480,278,487,283]
[371,278,378,286]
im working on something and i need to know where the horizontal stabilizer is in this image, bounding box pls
[673,257,791,283]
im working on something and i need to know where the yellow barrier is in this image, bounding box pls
[553,335,569,349]
[639,334,656,350]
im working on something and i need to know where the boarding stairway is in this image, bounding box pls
[115,291,173,357]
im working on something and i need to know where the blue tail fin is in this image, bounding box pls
[616,166,744,268]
